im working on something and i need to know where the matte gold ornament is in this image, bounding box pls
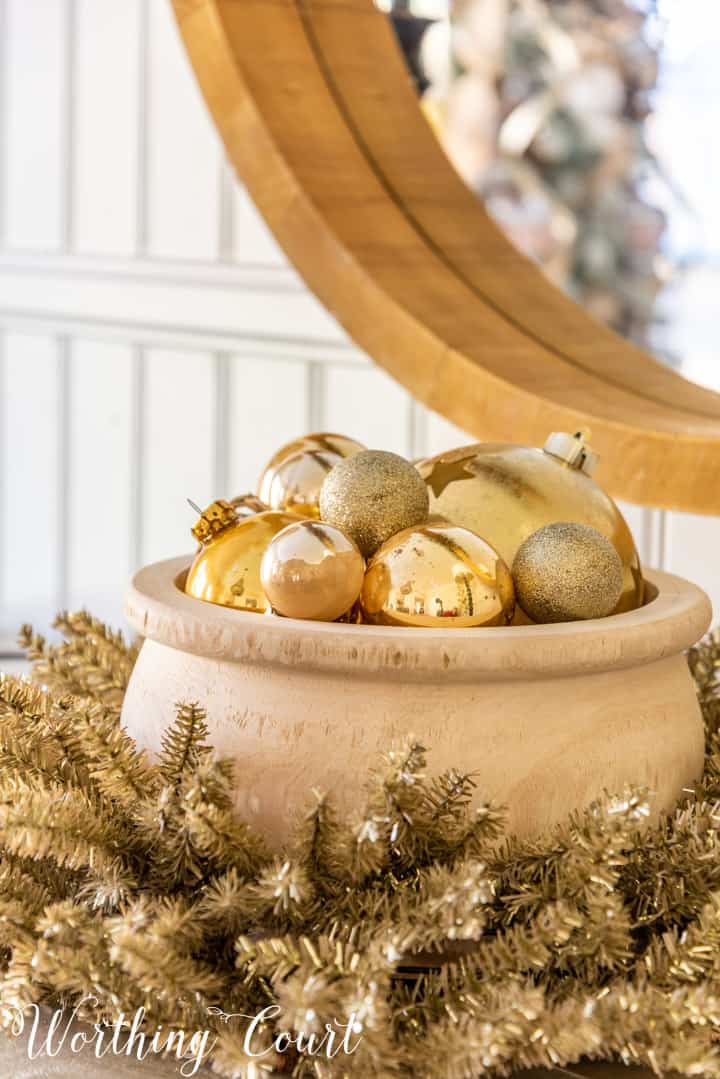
[260,520,365,622]
[185,504,302,613]
[417,431,643,614]
[320,450,430,558]
[257,433,365,517]
[360,523,515,628]
[512,521,624,624]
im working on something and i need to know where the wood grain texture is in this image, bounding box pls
[171,0,720,513]
[122,557,709,845]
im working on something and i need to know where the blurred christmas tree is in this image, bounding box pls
[408,0,670,346]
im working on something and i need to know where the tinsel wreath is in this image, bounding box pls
[0,614,719,1077]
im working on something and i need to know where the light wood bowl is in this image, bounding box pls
[122,557,711,846]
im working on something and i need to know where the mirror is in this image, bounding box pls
[379,0,720,392]
[172,0,720,513]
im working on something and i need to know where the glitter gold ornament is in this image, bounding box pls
[417,431,643,614]
[185,501,302,613]
[257,433,365,517]
[512,521,624,623]
[260,520,365,622]
[319,450,429,558]
[360,522,514,628]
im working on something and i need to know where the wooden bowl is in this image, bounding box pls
[122,557,711,846]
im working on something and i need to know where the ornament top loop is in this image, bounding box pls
[543,430,599,476]
[190,499,238,544]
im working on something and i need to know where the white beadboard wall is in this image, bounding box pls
[0,0,718,644]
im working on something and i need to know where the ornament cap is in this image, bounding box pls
[543,430,598,476]
[190,499,238,544]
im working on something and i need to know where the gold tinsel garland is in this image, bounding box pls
[0,615,719,1076]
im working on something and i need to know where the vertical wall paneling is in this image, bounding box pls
[4,0,69,249]
[0,332,5,641]
[56,337,71,610]
[67,340,134,624]
[0,333,61,634]
[232,185,286,266]
[323,366,414,456]
[73,0,141,255]
[135,0,150,254]
[128,346,146,576]
[218,162,235,263]
[142,349,216,565]
[423,408,472,458]
[227,356,309,495]
[213,352,231,495]
[665,511,720,618]
[305,362,325,433]
[0,0,7,246]
[145,0,222,260]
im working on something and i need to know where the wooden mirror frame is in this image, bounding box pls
[173,0,720,512]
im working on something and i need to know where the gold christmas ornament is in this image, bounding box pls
[512,521,624,624]
[260,431,365,476]
[229,492,268,517]
[417,431,643,614]
[360,522,515,628]
[185,503,302,613]
[260,520,365,622]
[257,432,365,517]
[258,449,349,518]
[319,450,430,558]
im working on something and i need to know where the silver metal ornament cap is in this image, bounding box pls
[543,430,599,476]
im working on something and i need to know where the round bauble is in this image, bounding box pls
[257,433,365,516]
[360,523,515,628]
[229,492,268,518]
[258,449,346,518]
[416,432,643,613]
[512,521,624,624]
[185,509,302,613]
[260,520,365,622]
[320,450,429,558]
[260,432,365,477]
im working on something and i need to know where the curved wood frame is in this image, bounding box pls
[173,0,720,512]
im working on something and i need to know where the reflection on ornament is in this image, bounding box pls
[360,523,514,629]
[512,522,624,623]
[320,450,429,558]
[185,509,302,613]
[260,520,364,623]
[416,432,642,613]
[258,432,365,513]
[258,449,346,518]
[229,493,268,518]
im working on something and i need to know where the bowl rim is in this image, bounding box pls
[124,556,711,682]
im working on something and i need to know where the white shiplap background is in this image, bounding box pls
[0,0,718,647]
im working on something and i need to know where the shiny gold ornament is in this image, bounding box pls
[319,450,430,558]
[229,492,268,518]
[260,520,365,622]
[258,449,347,518]
[260,432,365,477]
[512,521,624,623]
[417,431,643,614]
[257,433,365,517]
[360,523,515,628]
[185,507,302,613]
